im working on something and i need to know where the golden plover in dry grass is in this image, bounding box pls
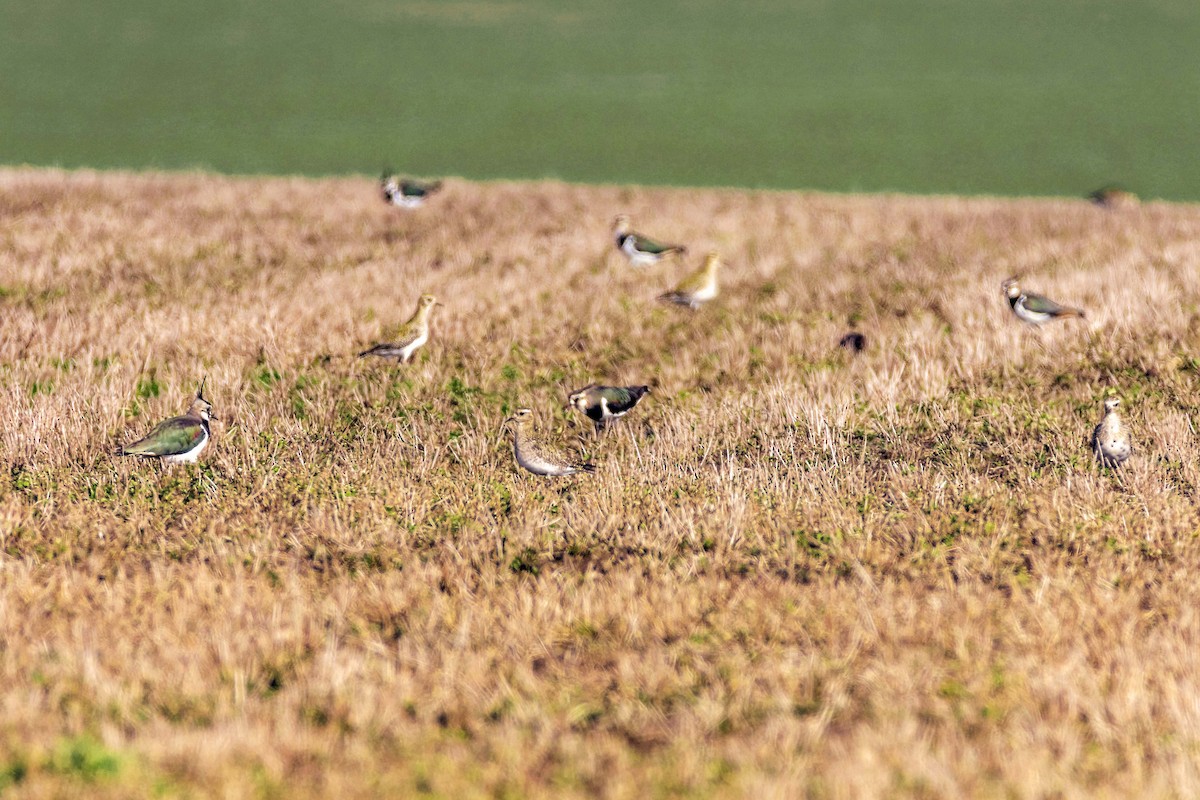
[359,294,441,364]
[1091,396,1132,467]
[505,408,595,477]
[659,252,721,310]
[1088,185,1138,210]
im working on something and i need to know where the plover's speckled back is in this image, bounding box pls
[359,294,441,364]
[505,408,595,477]
[1092,396,1132,468]
[659,252,721,310]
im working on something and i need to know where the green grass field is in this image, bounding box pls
[2,0,1199,199]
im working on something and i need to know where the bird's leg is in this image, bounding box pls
[627,423,643,465]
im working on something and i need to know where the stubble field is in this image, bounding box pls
[3,169,1200,798]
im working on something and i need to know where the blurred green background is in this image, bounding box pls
[2,0,1198,199]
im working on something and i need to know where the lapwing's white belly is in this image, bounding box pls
[163,431,209,465]
[394,195,424,209]
[621,238,659,267]
[598,399,627,422]
[1014,299,1051,325]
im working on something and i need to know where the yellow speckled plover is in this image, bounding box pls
[1002,278,1084,326]
[612,214,686,267]
[381,171,443,209]
[1088,186,1138,210]
[1091,397,1132,467]
[567,384,650,434]
[121,380,216,466]
[359,294,441,364]
[659,252,721,310]
[504,408,595,477]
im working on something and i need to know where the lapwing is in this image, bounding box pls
[567,384,651,434]
[659,252,721,310]
[1001,278,1085,326]
[381,171,443,209]
[359,294,440,364]
[1088,186,1138,210]
[121,379,216,466]
[504,408,595,477]
[612,214,686,267]
[839,332,867,353]
[1091,396,1132,468]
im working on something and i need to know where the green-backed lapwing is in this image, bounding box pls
[1002,278,1084,326]
[381,171,443,209]
[121,379,216,466]
[567,384,651,433]
[612,215,686,267]
[359,294,441,364]
[504,408,595,477]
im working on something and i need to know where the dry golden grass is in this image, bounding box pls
[3,168,1200,798]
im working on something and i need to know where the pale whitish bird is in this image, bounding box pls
[612,214,686,267]
[1002,278,1085,326]
[121,380,216,465]
[381,171,443,209]
[359,294,441,364]
[1091,397,1132,467]
[567,384,651,434]
[504,408,595,477]
[659,251,721,310]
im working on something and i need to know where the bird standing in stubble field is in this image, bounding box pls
[120,380,216,466]
[1091,397,1132,467]
[381,171,443,209]
[1001,278,1085,326]
[1088,186,1139,210]
[505,408,595,477]
[359,294,441,364]
[659,252,721,310]
[612,214,687,267]
[567,384,651,434]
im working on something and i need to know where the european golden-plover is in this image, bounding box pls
[1091,396,1132,467]
[659,252,721,310]
[1088,186,1138,210]
[359,294,440,364]
[504,408,595,477]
